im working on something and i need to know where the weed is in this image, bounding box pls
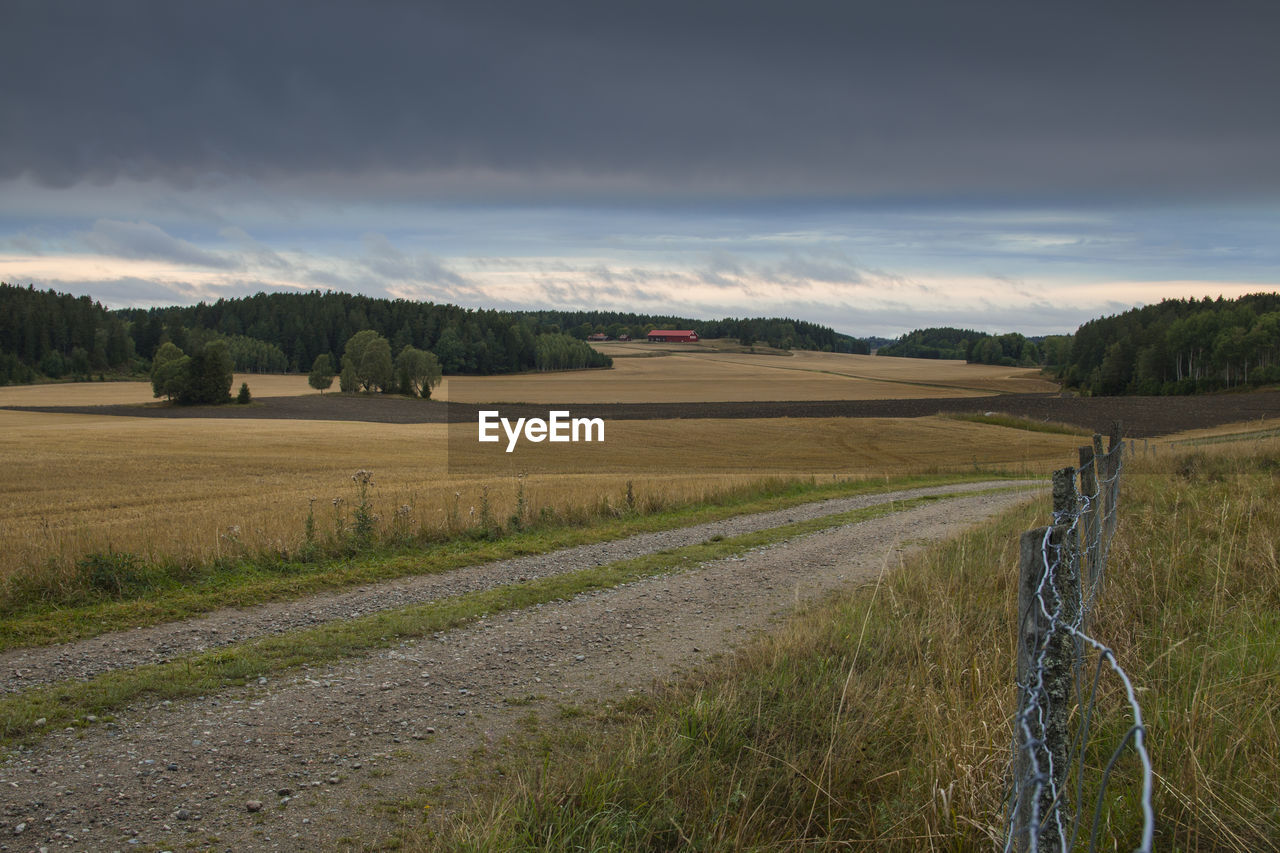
[303,497,318,548]
[351,469,377,546]
[77,550,161,598]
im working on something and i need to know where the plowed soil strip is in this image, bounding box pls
[9,388,1280,436]
[0,489,1032,852]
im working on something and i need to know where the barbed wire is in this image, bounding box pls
[1003,441,1154,853]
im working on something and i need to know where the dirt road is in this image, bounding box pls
[0,482,1037,852]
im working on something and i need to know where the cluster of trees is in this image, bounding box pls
[116,292,621,376]
[305,330,443,398]
[150,340,235,405]
[0,282,137,383]
[186,329,289,373]
[877,327,1043,366]
[1056,294,1280,395]
[533,333,613,371]
[876,327,981,360]
[522,310,868,353]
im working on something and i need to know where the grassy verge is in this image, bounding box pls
[943,410,1092,435]
[0,471,1014,651]
[420,440,1280,851]
[0,488,1018,747]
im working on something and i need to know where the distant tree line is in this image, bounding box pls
[519,310,869,353]
[2,285,868,393]
[1053,294,1280,395]
[877,327,1043,367]
[0,282,137,384]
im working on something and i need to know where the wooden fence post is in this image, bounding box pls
[1077,444,1099,615]
[1014,468,1080,851]
[1103,422,1123,541]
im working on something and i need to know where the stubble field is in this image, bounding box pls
[0,372,317,406]
[442,344,1057,402]
[0,406,1085,580]
[0,346,1054,410]
[4,343,1268,582]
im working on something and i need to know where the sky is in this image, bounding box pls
[3,0,1279,338]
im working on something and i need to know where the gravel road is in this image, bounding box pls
[0,480,1034,693]
[0,482,1036,852]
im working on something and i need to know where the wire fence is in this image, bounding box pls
[1004,423,1154,853]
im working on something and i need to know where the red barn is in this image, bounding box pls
[646,330,699,343]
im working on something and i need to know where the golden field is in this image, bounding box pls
[0,347,1067,578]
[0,345,1054,409]
[0,407,1084,579]
[442,344,1056,403]
[0,373,316,406]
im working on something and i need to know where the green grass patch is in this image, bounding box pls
[417,444,1280,851]
[943,410,1093,435]
[0,487,1019,747]
[0,471,1015,651]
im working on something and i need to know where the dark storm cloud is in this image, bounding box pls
[4,0,1279,201]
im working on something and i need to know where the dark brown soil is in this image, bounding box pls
[8,390,1280,437]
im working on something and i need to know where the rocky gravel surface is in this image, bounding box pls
[0,480,1033,693]
[0,485,1036,852]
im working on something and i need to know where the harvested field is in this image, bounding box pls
[0,349,1051,409]
[0,408,1079,579]
[0,373,315,406]
[442,347,1056,402]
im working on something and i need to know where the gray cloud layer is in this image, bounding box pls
[5,0,1279,201]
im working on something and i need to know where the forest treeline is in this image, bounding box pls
[1057,293,1280,395]
[0,283,136,384]
[875,293,1280,396]
[0,284,860,386]
[876,326,1047,366]
[518,310,868,353]
[13,282,1274,398]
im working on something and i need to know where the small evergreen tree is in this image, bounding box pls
[236,381,252,404]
